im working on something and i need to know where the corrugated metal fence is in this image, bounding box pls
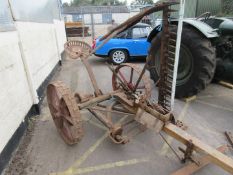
[196,0,222,16]
[153,0,222,19]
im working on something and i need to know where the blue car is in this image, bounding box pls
[93,23,152,64]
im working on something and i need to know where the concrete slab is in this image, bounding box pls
[3,56,233,175]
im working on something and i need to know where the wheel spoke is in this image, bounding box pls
[137,85,146,89]
[62,120,72,139]
[112,64,151,100]
[60,99,74,125]
[118,70,128,84]
[129,67,134,83]
[63,114,73,124]
[50,90,60,109]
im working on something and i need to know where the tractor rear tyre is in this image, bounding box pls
[148,25,216,98]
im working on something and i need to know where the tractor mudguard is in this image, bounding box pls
[147,24,162,42]
[182,19,219,38]
[219,20,233,36]
[147,19,219,43]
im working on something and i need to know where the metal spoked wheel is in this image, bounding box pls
[47,81,84,145]
[110,50,128,64]
[112,63,151,100]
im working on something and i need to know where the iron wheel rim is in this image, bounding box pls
[47,83,83,145]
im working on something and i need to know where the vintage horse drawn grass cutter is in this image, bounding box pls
[47,2,233,174]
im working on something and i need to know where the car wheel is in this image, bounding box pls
[110,50,128,64]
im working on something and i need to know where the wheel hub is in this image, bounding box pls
[113,51,125,63]
[177,45,194,86]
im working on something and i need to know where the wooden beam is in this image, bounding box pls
[171,145,228,175]
[163,123,233,174]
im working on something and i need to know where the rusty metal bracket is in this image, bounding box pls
[179,140,197,164]
[171,145,229,175]
[225,131,233,148]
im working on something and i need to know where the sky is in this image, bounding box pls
[62,0,141,5]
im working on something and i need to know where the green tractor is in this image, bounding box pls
[148,15,233,98]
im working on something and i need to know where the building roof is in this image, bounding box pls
[62,6,129,14]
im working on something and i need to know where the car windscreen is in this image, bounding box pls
[132,26,152,39]
[115,31,128,39]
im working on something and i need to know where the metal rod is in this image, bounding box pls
[107,64,132,92]
[90,106,135,116]
[133,55,151,92]
[78,90,122,109]
[80,57,102,96]
[171,0,185,111]
[78,94,112,109]
[159,132,182,161]
[97,104,133,114]
[106,101,117,123]
[82,7,84,39]
[87,108,112,129]
[91,13,95,41]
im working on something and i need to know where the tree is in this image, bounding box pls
[216,0,233,16]
[62,2,70,7]
[70,0,92,6]
[222,0,233,16]
[131,0,154,5]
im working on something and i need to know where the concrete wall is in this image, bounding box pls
[0,20,67,154]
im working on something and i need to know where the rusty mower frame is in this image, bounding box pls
[47,1,233,174]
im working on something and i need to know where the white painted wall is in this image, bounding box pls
[54,19,67,54]
[0,20,67,154]
[0,31,33,153]
[129,11,139,17]
[94,14,102,24]
[15,22,60,90]
[84,14,91,24]
[63,14,73,22]
[112,13,130,23]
